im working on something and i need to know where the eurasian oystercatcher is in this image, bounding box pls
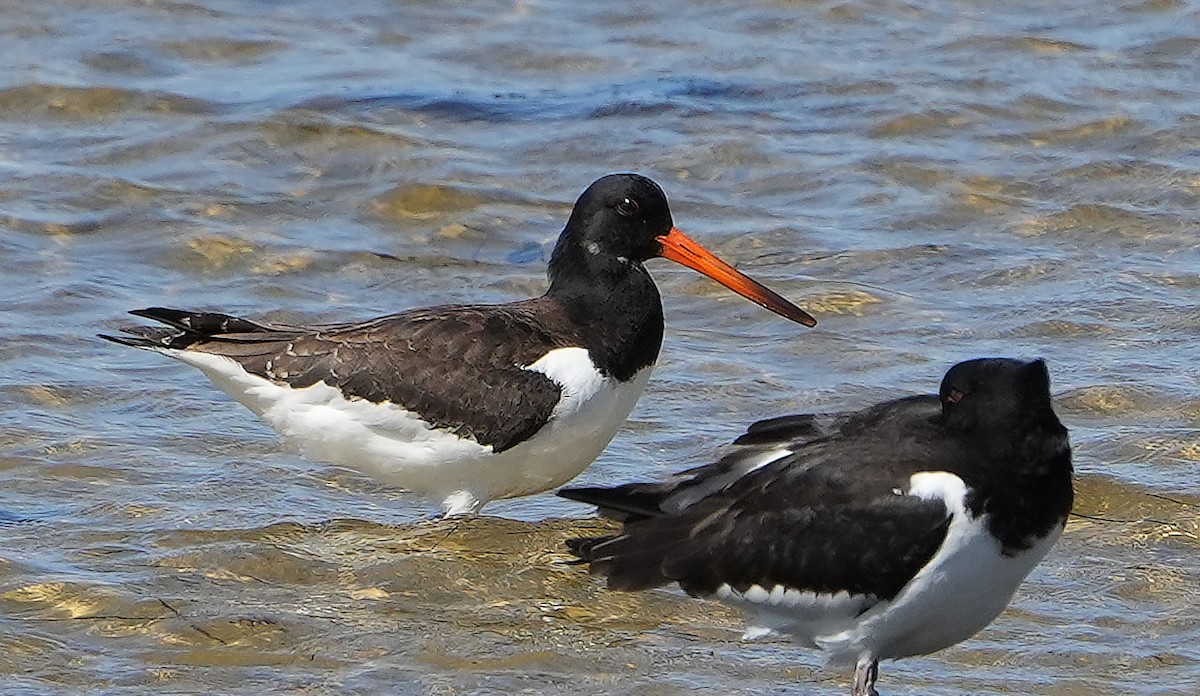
[561,358,1073,695]
[100,173,815,515]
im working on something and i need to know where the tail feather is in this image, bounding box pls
[560,483,695,590]
[99,307,301,351]
[97,327,179,350]
[557,484,671,523]
[566,521,706,592]
[561,482,717,592]
[564,535,617,563]
[128,307,279,336]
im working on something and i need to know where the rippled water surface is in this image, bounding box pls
[3,1,1200,694]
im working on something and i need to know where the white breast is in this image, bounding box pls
[504,347,653,498]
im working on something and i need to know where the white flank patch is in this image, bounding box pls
[523,346,609,421]
[907,471,968,507]
[157,346,650,515]
[811,471,1062,665]
[714,470,1062,664]
[511,347,652,497]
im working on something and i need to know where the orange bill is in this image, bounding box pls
[656,227,817,327]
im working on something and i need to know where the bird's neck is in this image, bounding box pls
[964,418,1074,554]
[546,249,664,382]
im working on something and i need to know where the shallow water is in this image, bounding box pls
[3,0,1200,694]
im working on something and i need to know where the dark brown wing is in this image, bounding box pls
[101,300,584,451]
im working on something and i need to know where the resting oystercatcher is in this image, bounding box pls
[100,173,815,515]
[561,358,1073,695]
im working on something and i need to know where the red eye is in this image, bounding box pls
[615,197,639,217]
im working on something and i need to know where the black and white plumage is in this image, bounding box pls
[561,358,1073,696]
[99,173,815,516]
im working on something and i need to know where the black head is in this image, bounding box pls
[551,173,674,277]
[938,358,1073,550]
[549,173,816,326]
[939,358,1056,432]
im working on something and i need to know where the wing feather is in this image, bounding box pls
[564,394,958,600]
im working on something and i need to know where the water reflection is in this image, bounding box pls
[3,0,1200,693]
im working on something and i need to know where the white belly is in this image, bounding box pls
[166,347,651,515]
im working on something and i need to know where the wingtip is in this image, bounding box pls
[127,307,183,323]
[556,486,599,504]
[99,332,168,350]
[564,536,592,558]
[96,332,140,347]
[564,534,620,564]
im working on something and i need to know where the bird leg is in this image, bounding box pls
[851,657,879,696]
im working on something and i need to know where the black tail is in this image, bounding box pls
[96,329,175,349]
[98,307,280,350]
[559,483,690,590]
[128,307,275,336]
[557,484,671,523]
[562,519,695,592]
[564,535,618,563]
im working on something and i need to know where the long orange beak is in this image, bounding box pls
[656,227,816,327]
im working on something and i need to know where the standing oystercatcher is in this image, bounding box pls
[561,358,1073,695]
[100,173,816,515]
